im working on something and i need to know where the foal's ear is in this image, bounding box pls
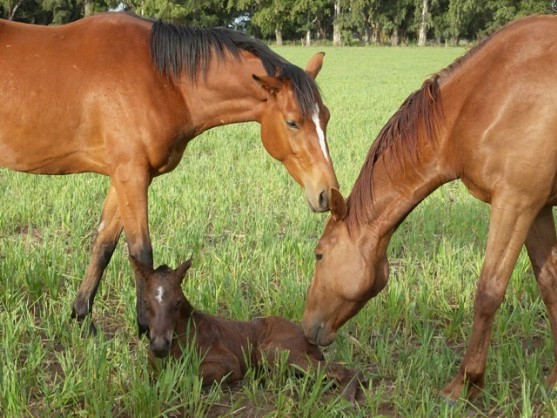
[129,255,154,280]
[330,188,347,222]
[175,258,193,283]
[305,52,325,79]
[252,74,283,94]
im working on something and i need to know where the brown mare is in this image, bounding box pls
[302,15,557,400]
[0,13,338,334]
[130,257,362,401]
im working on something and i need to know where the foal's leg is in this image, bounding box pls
[71,184,123,333]
[200,348,243,385]
[263,347,361,401]
[524,206,557,386]
[441,199,540,401]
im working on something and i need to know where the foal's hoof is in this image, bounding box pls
[86,321,98,336]
[340,370,364,402]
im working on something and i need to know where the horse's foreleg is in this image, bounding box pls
[72,184,123,334]
[441,199,539,401]
[112,168,153,336]
[524,206,557,386]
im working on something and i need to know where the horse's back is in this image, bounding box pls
[0,14,164,175]
[440,15,557,204]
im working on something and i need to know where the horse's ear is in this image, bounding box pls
[129,255,154,280]
[330,188,347,221]
[252,74,283,94]
[305,52,325,79]
[175,258,193,283]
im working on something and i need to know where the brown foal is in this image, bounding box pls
[130,257,362,401]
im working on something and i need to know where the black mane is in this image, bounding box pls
[149,20,321,118]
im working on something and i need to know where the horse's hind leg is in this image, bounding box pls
[200,348,243,385]
[277,350,361,401]
[441,198,540,401]
[524,206,557,386]
[72,184,123,334]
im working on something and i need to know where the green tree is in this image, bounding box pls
[417,0,429,45]
[236,0,297,44]
[292,0,333,44]
[377,0,415,45]
[0,0,23,19]
[342,0,381,43]
[484,0,553,33]
[118,0,238,26]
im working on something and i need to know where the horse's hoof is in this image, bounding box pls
[72,316,97,337]
[87,321,98,336]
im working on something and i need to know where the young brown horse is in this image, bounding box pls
[302,15,557,401]
[130,257,362,401]
[0,13,338,334]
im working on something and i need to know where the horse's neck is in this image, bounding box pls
[351,141,451,242]
[179,56,268,133]
[174,303,198,337]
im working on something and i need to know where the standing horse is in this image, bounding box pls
[302,15,557,400]
[0,13,338,334]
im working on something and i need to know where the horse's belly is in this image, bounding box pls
[547,178,557,206]
[0,136,100,175]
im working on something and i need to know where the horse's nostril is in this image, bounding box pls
[319,190,329,210]
[150,338,170,358]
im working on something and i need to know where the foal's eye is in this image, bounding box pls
[286,119,299,129]
[315,253,323,261]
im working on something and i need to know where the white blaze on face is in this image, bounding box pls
[155,286,164,305]
[312,105,330,163]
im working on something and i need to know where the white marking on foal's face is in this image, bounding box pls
[312,105,329,163]
[155,286,164,305]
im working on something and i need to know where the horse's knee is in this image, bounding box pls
[474,283,506,318]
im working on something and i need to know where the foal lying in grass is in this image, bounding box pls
[130,257,362,401]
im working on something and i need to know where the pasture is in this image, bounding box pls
[1,45,556,416]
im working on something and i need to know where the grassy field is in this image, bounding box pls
[2,45,557,417]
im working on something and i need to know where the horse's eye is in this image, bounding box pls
[286,119,299,129]
[315,253,323,261]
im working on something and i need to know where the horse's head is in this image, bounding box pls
[130,256,193,358]
[302,189,389,346]
[254,53,339,212]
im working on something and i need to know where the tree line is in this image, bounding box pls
[1,0,555,45]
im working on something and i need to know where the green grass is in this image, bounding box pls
[2,45,556,416]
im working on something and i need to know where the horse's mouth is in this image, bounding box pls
[303,318,337,347]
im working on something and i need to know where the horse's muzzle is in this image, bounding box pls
[302,316,337,347]
[308,189,330,212]
[150,337,171,358]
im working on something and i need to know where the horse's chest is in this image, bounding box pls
[151,136,191,175]
[460,175,493,203]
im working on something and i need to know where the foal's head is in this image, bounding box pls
[130,256,193,358]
